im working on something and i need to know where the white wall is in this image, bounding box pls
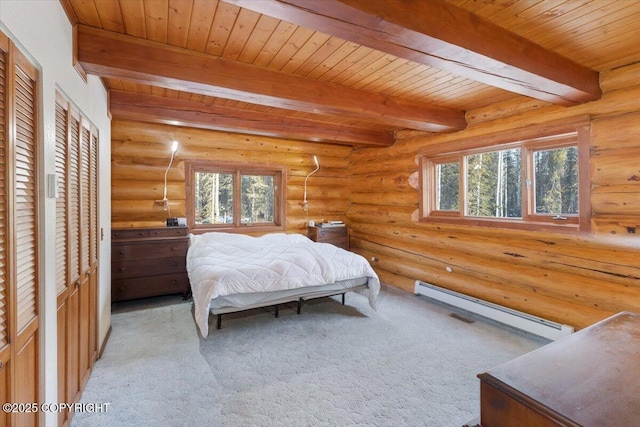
[0,1,111,425]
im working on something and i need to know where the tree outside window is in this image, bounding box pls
[534,146,578,215]
[187,161,285,232]
[418,120,590,233]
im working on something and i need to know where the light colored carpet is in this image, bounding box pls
[72,285,547,426]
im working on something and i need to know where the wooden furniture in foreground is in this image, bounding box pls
[111,226,189,302]
[475,311,640,427]
[307,225,349,250]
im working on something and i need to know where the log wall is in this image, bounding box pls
[111,119,352,233]
[111,62,639,331]
[349,62,640,330]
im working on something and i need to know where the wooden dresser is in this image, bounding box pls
[307,225,349,250]
[475,311,640,427]
[111,226,190,302]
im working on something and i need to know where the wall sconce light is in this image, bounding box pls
[161,140,179,212]
[302,155,319,211]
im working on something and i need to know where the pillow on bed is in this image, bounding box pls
[189,231,312,250]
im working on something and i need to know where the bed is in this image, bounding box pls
[187,232,380,337]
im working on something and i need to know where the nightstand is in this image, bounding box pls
[307,225,349,250]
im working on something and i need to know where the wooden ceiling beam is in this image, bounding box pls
[226,0,601,106]
[109,90,395,147]
[76,25,466,133]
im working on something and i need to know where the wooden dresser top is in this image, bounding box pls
[480,311,640,426]
[112,226,188,241]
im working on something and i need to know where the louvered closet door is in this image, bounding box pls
[78,123,91,387]
[12,40,39,427]
[0,33,9,427]
[90,134,98,268]
[14,64,38,336]
[55,100,68,297]
[88,132,99,365]
[66,109,82,404]
[0,29,41,427]
[69,112,81,288]
[55,95,70,427]
[56,93,100,418]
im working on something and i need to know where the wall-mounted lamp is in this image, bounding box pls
[302,155,319,211]
[161,140,179,211]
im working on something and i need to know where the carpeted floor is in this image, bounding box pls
[71,285,547,426]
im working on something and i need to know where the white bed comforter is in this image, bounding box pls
[187,232,380,337]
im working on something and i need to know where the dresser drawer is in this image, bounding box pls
[148,227,188,238]
[112,273,190,302]
[112,227,188,240]
[112,239,189,261]
[112,229,151,240]
[111,226,190,302]
[112,256,186,280]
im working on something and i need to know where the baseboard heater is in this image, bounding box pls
[414,281,574,341]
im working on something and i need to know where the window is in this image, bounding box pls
[419,120,590,233]
[533,146,578,216]
[187,161,285,232]
[466,148,522,218]
[435,160,459,211]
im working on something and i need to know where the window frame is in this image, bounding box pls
[418,119,591,234]
[424,154,462,218]
[186,160,286,233]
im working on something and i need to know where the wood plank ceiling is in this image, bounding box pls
[60,0,640,147]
